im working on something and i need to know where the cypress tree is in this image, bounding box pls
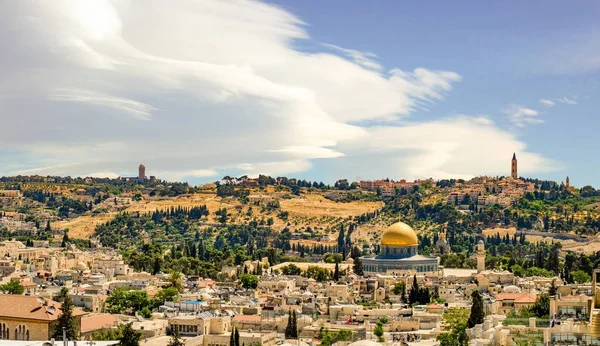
[291,310,298,338]
[333,263,340,281]
[467,290,485,328]
[234,327,240,346]
[53,288,77,340]
[285,309,293,338]
[409,275,419,305]
[337,224,345,253]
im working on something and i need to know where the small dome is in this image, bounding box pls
[504,285,521,293]
[381,222,418,247]
[478,240,484,245]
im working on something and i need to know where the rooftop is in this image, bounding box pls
[0,295,86,321]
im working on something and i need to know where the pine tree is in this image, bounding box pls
[119,323,142,346]
[167,330,185,346]
[467,290,485,328]
[53,288,77,340]
[353,257,363,276]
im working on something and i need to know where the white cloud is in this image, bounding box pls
[0,0,553,182]
[325,115,558,181]
[504,105,543,127]
[49,88,155,120]
[322,44,382,71]
[539,97,578,107]
[557,97,578,105]
[87,172,120,179]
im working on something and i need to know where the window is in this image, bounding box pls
[16,325,29,341]
[0,323,8,339]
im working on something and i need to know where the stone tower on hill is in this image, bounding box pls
[138,164,146,182]
[511,153,517,179]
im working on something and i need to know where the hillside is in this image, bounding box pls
[1,175,599,255]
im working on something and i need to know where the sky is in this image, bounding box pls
[1,1,599,187]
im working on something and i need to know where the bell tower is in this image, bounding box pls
[511,153,517,179]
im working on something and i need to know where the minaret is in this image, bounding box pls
[476,240,485,273]
[566,176,570,189]
[511,153,518,179]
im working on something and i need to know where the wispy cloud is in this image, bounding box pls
[0,1,554,182]
[557,97,577,105]
[539,96,578,107]
[48,88,155,120]
[504,105,543,127]
[322,43,382,71]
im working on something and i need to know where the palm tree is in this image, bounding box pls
[165,271,184,293]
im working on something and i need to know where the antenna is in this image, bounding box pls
[35,296,55,316]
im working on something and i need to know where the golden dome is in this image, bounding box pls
[381,222,418,246]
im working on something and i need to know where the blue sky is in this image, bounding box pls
[274,0,600,186]
[1,1,599,187]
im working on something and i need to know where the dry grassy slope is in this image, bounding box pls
[61,191,383,239]
[55,214,115,239]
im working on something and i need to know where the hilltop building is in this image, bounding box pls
[138,164,146,182]
[360,222,439,275]
[511,153,518,179]
[119,164,155,183]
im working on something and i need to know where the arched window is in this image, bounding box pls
[15,325,29,341]
[0,323,8,339]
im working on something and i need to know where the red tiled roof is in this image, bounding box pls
[0,295,86,321]
[81,314,117,333]
[495,293,537,303]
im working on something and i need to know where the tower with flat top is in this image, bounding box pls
[138,164,146,182]
[511,153,518,179]
[476,240,485,273]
